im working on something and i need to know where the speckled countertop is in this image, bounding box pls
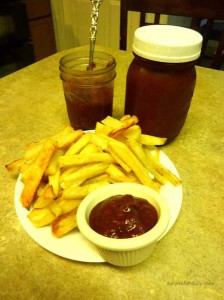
[1,45,223,300]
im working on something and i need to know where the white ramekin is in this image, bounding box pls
[76,183,170,267]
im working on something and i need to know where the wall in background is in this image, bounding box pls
[50,0,197,52]
[50,0,120,51]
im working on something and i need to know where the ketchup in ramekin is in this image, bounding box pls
[89,194,158,239]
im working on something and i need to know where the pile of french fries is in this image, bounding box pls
[6,115,181,238]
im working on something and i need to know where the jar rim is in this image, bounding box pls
[59,51,116,76]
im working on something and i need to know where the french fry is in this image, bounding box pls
[5,158,26,174]
[62,180,110,199]
[52,126,84,149]
[97,115,139,138]
[60,166,80,183]
[59,153,115,168]
[122,125,141,141]
[127,138,168,185]
[108,140,160,190]
[101,115,124,128]
[65,132,91,156]
[20,139,56,209]
[79,142,102,154]
[33,184,55,208]
[48,167,61,197]
[82,173,110,185]
[24,141,45,160]
[27,207,56,227]
[106,164,138,183]
[60,162,110,188]
[144,147,182,186]
[45,149,64,176]
[51,208,78,238]
[107,145,132,173]
[89,132,110,150]
[56,198,82,214]
[95,121,113,136]
[109,115,139,137]
[140,134,167,146]
[48,200,62,217]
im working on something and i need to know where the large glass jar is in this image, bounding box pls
[60,51,116,130]
[125,25,202,144]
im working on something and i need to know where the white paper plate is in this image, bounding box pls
[14,151,182,263]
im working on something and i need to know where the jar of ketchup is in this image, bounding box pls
[124,25,202,144]
[60,51,116,130]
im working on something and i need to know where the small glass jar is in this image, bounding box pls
[59,51,116,130]
[125,25,202,144]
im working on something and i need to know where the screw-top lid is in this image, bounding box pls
[133,25,203,63]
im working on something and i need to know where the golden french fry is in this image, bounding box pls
[60,166,80,183]
[127,138,168,185]
[101,115,124,128]
[89,132,110,150]
[107,145,132,173]
[96,115,139,138]
[65,132,91,156]
[108,115,139,137]
[120,115,139,125]
[108,140,160,190]
[33,184,55,208]
[95,121,113,136]
[51,208,78,238]
[140,134,167,146]
[45,149,64,176]
[5,158,26,174]
[48,167,61,197]
[33,196,53,209]
[122,125,141,141]
[36,181,47,197]
[48,200,62,217]
[24,141,45,160]
[20,139,56,209]
[61,162,110,188]
[79,142,102,154]
[56,198,82,214]
[18,159,35,174]
[82,173,110,185]
[27,207,56,227]
[20,163,34,184]
[106,164,138,183]
[144,147,182,186]
[52,126,84,149]
[59,153,115,168]
[62,181,110,199]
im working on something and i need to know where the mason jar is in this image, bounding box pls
[125,25,202,144]
[60,51,116,130]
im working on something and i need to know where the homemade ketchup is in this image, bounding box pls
[89,194,158,239]
[60,51,116,130]
[125,25,202,144]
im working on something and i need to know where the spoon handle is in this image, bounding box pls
[88,0,103,70]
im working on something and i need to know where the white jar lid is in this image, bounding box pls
[133,25,203,63]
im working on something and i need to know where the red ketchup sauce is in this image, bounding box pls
[89,194,158,239]
[125,57,196,144]
[64,85,113,130]
[59,51,116,131]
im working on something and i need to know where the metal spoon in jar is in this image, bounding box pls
[88,0,103,70]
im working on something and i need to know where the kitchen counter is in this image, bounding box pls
[1,45,223,300]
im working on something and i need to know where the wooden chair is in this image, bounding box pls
[120,0,224,69]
